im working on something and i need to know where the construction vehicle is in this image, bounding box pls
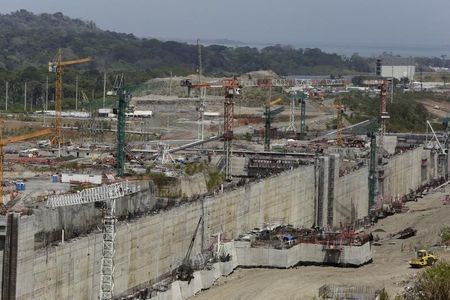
[174,216,203,283]
[48,49,91,146]
[0,125,53,205]
[409,250,437,268]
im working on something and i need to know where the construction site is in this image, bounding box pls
[0,49,450,300]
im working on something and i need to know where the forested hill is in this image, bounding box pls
[0,10,373,76]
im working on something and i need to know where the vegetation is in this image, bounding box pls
[338,91,435,132]
[0,10,377,113]
[184,162,207,176]
[440,226,450,245]
[148,172,177,188]
[412,261,450,300]
[207,171,224,192]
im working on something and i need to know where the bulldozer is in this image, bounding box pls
[409,250,438,268]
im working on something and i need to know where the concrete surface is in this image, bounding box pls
[4,147,445,299]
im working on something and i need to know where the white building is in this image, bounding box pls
[380,56,415,81]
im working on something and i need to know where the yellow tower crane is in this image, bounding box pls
[49,49,91,146]
[0,125,53,205]
[320,103,345,146]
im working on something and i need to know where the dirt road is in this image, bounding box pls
[192,186,450,300]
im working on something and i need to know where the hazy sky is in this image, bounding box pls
[1,0,449,46]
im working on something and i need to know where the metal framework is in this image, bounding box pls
[48,49,91,146]
[115,75,128,177]
[320,103,345,146]
[299,95,307,137]
[286,92,296,133]
[336,106,344,147]
[379,80,389,154]
[263,103,284,152]
[223,78,240,180]
[46,181,140,299]
[368,132,377,211]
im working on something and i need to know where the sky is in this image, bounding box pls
[0,0,449,49]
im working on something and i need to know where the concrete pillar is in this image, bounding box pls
[438,153,448,179]
[2,213,19,300]
[327,154,339,227]
[316,157,329,228]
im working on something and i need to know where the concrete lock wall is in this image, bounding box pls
[232,241,372,268]
[6,148,446,299]
[12,166,316,299]
[381,148,434,201]
[334,167,369,227]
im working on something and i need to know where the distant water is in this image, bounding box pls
[201,41,450,58]
[306,44,450,58]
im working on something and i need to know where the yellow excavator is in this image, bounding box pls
[409,250,438,268]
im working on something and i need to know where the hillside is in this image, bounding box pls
[0,10,379,112]
[0,10,373,76]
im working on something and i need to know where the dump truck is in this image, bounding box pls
[409,250,437,268]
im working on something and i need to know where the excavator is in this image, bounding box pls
[174,216,203,283]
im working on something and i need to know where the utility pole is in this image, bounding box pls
[5,81,8,111]
[75,75,79,111]
[391,66,394,103]
[169,71,173,96]
[44,76,48,125]
[24,82,27,112]
[420,67,423,92]
[103,72,107,109]
[197,39,205,141]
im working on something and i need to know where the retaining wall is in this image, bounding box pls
[4,147,445,299]
[232,241,372,267]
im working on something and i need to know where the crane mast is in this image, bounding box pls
[48,49,91,146]
[223,78,240,181]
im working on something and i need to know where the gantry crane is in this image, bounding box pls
[0,125,53,205]
[48,49,91,146]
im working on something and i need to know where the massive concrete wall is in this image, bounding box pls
[5,147,446,299]
[12,166,316,299]
[334,167,369,227]
[318,147,442,228]
[381,148,440,201]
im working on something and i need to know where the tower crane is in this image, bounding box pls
[223,78,241,180]
[264,98,284,151]
[0,125,53,205]
[48,49,91,146]
[46,181,140,300]
[319,103,346,146]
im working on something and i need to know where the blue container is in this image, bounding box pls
[51,175,59,183]
[15,182,25,191]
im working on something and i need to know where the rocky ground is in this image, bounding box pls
[191,185,450,300]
